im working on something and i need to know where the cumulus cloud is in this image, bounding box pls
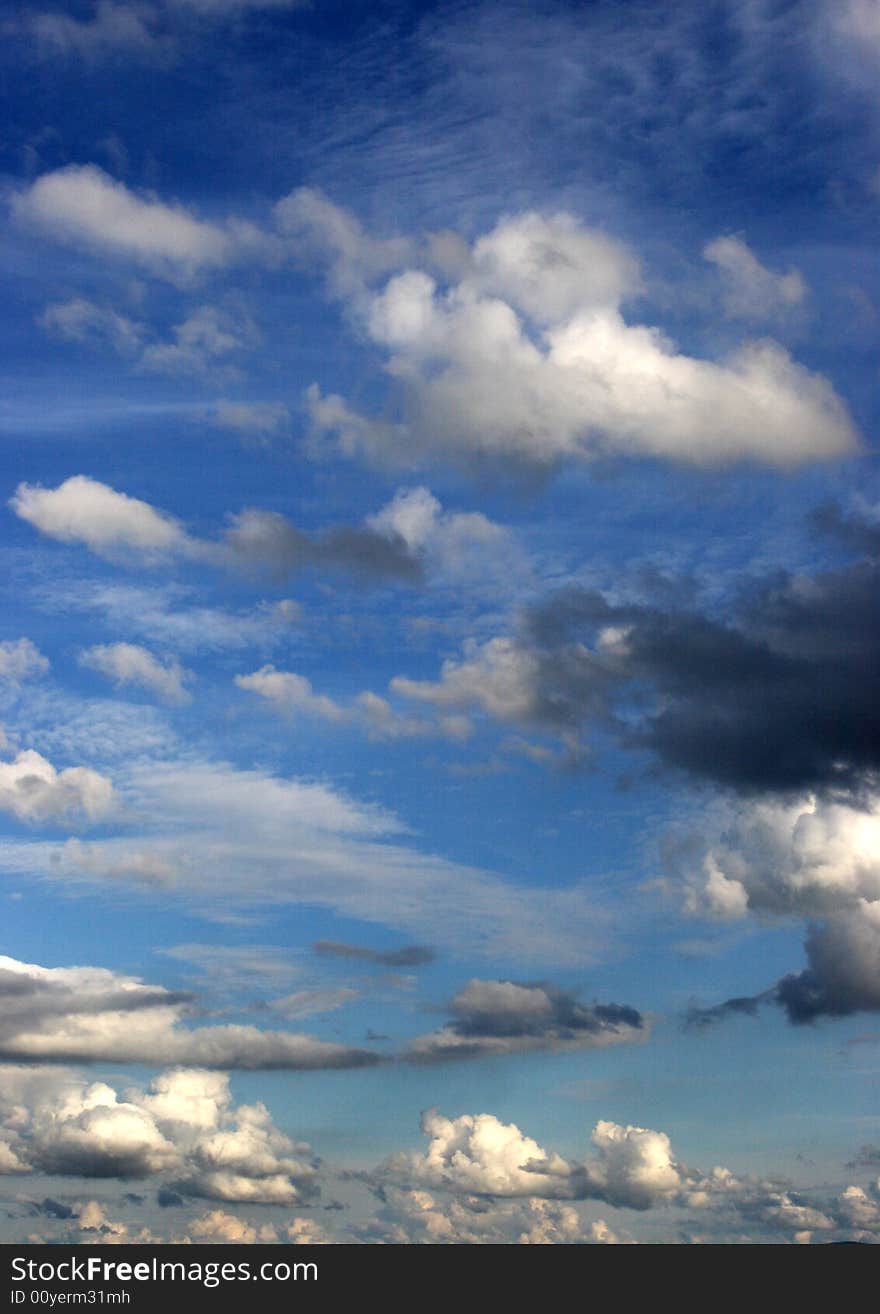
[406,979,646,1062]
[384,1109,572,1198]
[677,792,880,1027]
[10,476,187,558]
[0,954,381,1070]
[0,639,49,686]
[79,643,193,705]
[1,1067,320,1204]
[704,235,807,320]
[0,751,115,825]
[300,200,857,471]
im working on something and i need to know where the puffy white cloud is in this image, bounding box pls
[10,166,238,274]
[189,1209,277,1243]
[385,1110,571,1198]
[303,204,857,471]
[10,476,187,558]
[704,235,807,320]
[79,643,193,705]
[2,1066,320,1204]
[683,793,880,922]
[576,1120,683,1210]
[0,639,49,686]
[0,953,380,1070]
[0,750,115,825]
[235,668,348,723]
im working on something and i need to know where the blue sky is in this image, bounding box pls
[0,0,878,1245]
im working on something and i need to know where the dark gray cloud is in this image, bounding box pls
[521,528,880,795]
[406,978,645,1062]
[223,508,423,583]
[686,907,880,1027]
[313,940,436,968]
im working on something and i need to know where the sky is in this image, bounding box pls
[0,0,878,1246]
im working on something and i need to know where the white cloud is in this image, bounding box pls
[577,1120,683,1210]
[303,204,857,471]
[704,235,807,320]
[210,401,290,440]
[80,643,193,705]
[140,305,257,376]
[11,166,237,275]
[26,3,169,61]
[274,186,414,297]
[0,756,611,964]
[680,793,880,921]
[2,1066,320,1204]
[189,1209,276,1244]
[235,665,470,742]
[10,476,187,558]
[0,640,49,686]
[0,953,380,1071]
[385,1109,572,1198]
[391,637,542,724]
[0,750,115,825]
[39,298,145,354]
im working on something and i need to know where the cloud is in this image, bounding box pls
[39,299,144,354]
[188,1209,277,1244]
[275,186,415,297]
[13,475,510,593]
[0,954,381,1070]
[676,791,880,1027]
[406,979,646,1062]
[360,1186,597,1245]
[0,640,49,686]
[0,756,612,964]
[10,166,251,276]
[0,751,115,826]
[300,201,857,472]
[39,580,295,654]
[79,643,193,705]
[2,1067,320,1204]
[384,1109,572,1199]
[393,520,880,794]
[313,940,435,968]
[140,305,257,376]
[703,235,807,320]
[10,476,187,558]
[235,666,471,741]
[25,3,171,62]
[209,401,290,441]
[267,988,359,1020]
